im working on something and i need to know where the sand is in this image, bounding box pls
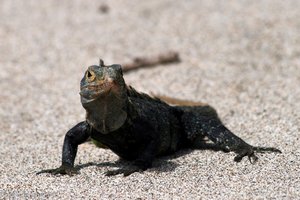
[0,0,299,199]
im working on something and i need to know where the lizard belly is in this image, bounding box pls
[90,127,143,160]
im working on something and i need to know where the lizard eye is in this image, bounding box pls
[86,70,95,81]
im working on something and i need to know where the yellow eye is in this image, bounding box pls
[86,70,95,81]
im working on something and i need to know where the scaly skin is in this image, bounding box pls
[37,60,281,176]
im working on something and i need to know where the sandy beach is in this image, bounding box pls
[0,0,299,199]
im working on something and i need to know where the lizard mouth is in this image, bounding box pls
[80,81,113,101]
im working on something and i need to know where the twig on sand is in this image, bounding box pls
[122,51,180,72]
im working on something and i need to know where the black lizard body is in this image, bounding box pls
[38,60,281,176]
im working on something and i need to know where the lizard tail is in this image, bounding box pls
[152,94,208,106]
[253,146,282,153]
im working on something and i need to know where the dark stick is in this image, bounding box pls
[122,51,180,72]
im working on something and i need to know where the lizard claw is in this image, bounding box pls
[234,152,257,163]
[248,153,258,164]
[253,146,282,154]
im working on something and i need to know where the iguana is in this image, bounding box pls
[38,60,281,176]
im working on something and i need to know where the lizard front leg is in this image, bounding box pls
[37,121,90,176]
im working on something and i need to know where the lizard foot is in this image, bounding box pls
[105,166,142,177]
[234,150,258,163]
[234,145,281,163]
[37,165,79,176]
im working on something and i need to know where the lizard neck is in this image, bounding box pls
[82,90,128,134]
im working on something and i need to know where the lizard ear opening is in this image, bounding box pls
[99,59,105,67]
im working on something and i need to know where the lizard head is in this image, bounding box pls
[80,59,126,103]
[80,59,128,133]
